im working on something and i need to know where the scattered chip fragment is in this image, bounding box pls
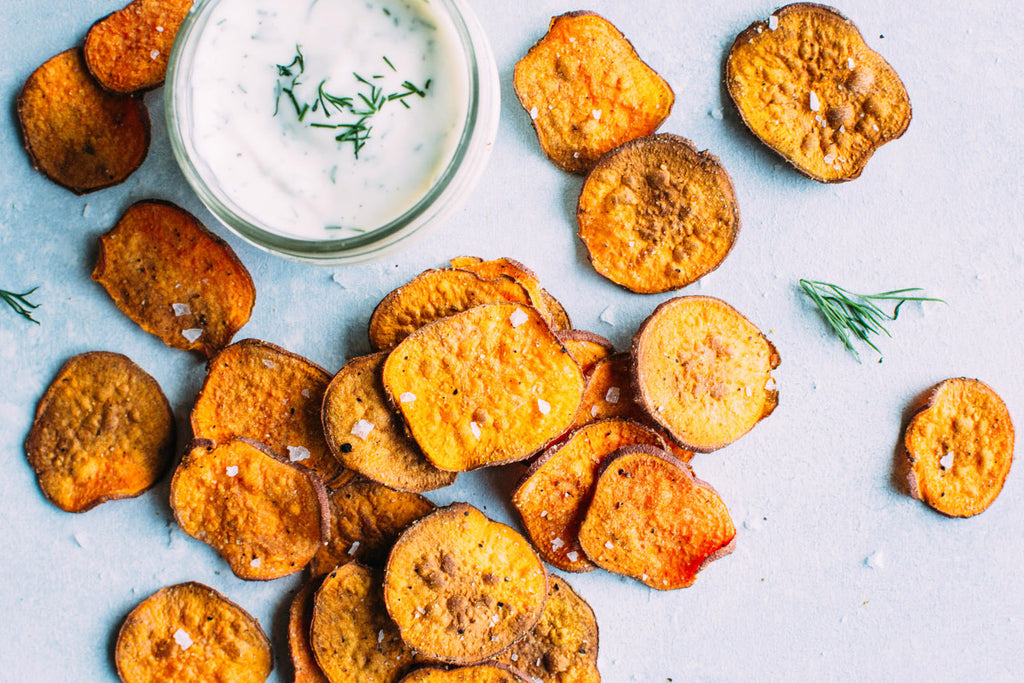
[93,200,255,357]
[514,12,674,174]
[904,378,1014,517]
[571,353,647,429]
[399,664,527,683]
[115,581,272,683]
[289,581,330,683]
[450,256,572,331]
[556,330,614,373]
[25,351,174,513]
[577,134,740,293]
[726,4,912,182]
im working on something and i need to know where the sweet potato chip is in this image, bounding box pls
[497,576,600,683]
[578,446,735,590]
[571,353,646,429]
[383,304,585,471]
[633,296,779,452]
[192,339,353,487]
[289,581,330,683]
[24,351,173,513]
[93,200,255,358]
[311,562,418,683]
[115,581,272,683]
[323,353,455,492]
[400,664,527,683]
[17,48,150,194]
[514,11,673,174]
[310,481,436,578]
[514,419,668,572]
[577,134,740,294]
[84,0,193,94]
[450,256,571,331]
[726,4,911,182]
[384,503,549,665]
[555,330,614,374]
[170,437,330,580]
[905,378,1014,517]
[369,269,533,350]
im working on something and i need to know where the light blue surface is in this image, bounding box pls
[2,1,1022,681]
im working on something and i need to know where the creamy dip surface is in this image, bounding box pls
[187,0,469,238]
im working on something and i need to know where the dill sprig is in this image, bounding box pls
[1,286,41,324]
[799,279,943,362]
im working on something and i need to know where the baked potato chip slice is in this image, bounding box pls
[115,582,272,683]
[192,339,353,487]
[93,200,255,357]
[514,11,673,174]
[18,48,149,194]
[310,481,436,577]
[369,269,532,350]
[289,581,330,683]
[556,330,614,373]
[400,664,527,683]
[383,304,585,471]
[384,504,548,665]
[497,576,600,683]
[579,446,735,590]
[513,419,668,572]
[450,256,571,331]
[633,296,779,452]
[323,353,455,492]
[170,437,330,580]
[577,134,739,294]
[25,351,173,513]
[726,3,911,182]
[84,0,193,93]
[905,378,1014,517]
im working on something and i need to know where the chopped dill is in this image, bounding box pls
[1,286,40,324]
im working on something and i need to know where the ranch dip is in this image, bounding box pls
[186,0,469,238]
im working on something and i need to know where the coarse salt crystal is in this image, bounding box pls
[745,386,752,397]
[400,392,417,403]
[331,272,347,288]
[847,58,855,69]
[642,573,648,581]
[865,550,886,569]
[82,204,90,217]
[378,629,385,643]
[172,303,191,317]
[156,26,165,32]
[711,108,723,120]
[530,106,539,120]
[509,308,529,327]
[809,91,821,112]
[872,124,879,131]
[590,405,599,418]
[768,15,779,30]
[470,421,482,439]
[592,109,602,120]
[262,359,276,369]
[301,389,311,398]
[182,328,203,343]
[491,614,500,624]
[351,419,375,440]
[540,510,548,518]
[74,533,87,547]
[348,541,361,555]
[288,445,311,462]
[537,399,551,415]
[573,152,579,158]
[510,654,519,662]
[551,537,564,549]
[173,628,193,650]
[599,305,616,326]
[250,557,261,567]
[940,451,954,469]
[226,466,239,477]
[823,154,836,165]
[605,386,620,404]
[566,551,579,562]
[765,377,777,391]
[150,49,160,60]
[604,540,614,549]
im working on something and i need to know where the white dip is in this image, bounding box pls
[187,0,469,238]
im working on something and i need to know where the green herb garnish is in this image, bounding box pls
[1,286,40,324]
[799,279,943,362]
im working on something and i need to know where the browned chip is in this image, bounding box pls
[289,581,330,683]
[400,664,527,683]
[311,562,418,683]
[93,200,256,358]
[323,353,455,492]
[115,581,272,683]
[571,353,646,429]
[169,437,330,580]
[577,134,740,294]
[382,304,585,471]
[905,378,1014,517]
[369,269,533,350]
[514,12,673,174]
[556,330,614,373]
[192,339,353,487]
[384,503,549,665]
[24,351,173,513]
[310,481,436,578]
[450,256,572,331]
[497,576,600,683]
[514,419,668,572]
[726,4,911,182]
[633,296,779,452]
[17,48,149,194]
[578,446,735,590]
[84,0,193,94]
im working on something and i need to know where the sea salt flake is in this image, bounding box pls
[400,392,417,403]
[599,305,616,326]
[823,153,836,165]
[566,551,579,562]
[509,308,529,327]
[940,451,954,470]
[604,540,614,549]
[510,654,519,662]
[592,109,602,120]
[288,445,311,462]
[711,108,723,120]
[378,629,385,643]
[590,405,599,418]
[470,421,482,439]
[262,359,276,369]
[540,510,548,518]
[551,537,564,549]
[351,419,375,439]
[348,541,361,555]
[331,272,347,288]
[150,49,160,60]
[172,302,191,317]
[173,628,193,650]
[182,328,203,343]
[809,91,821,112]
[768,15,779,30]
[226,466,239,477]
[605,386,620,404]
[156,26,165,33]
[847,57,855,69]
[74,533,87,547]
[301,389,312,398]
[530,106,539,120]
[250,557,261,567]
[865,550,886,569]
[537,398,551,415]
[491,614,500,624]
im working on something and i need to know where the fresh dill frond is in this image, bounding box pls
[1,286,41,324]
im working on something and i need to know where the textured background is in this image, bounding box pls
[1,0,1022,680]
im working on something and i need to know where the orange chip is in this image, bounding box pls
[169,437,330,580]
[369,269,533,350]
[289,581,330,683]
[311,562,418,683]
[384,503,549,665]
[496,575,600,683]
[726,4,911,182]
[383,304,585,471]
[17,48,150,194]
[555,330,614,373]
[450,256,572,331]
[577,134,740,294]
[93,201,256,358]
[115,581,272,683]
[905,378,1014,517]
[514,12,674,174]
[24,351,173,513]
[309,481,436,578]
[192,339,353,488]
[323,353,455,492]
[633,296,779,452]
[513,419,668,572]
[84,0,193,94]
[578,445,735,590]
[400,664,527,683]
